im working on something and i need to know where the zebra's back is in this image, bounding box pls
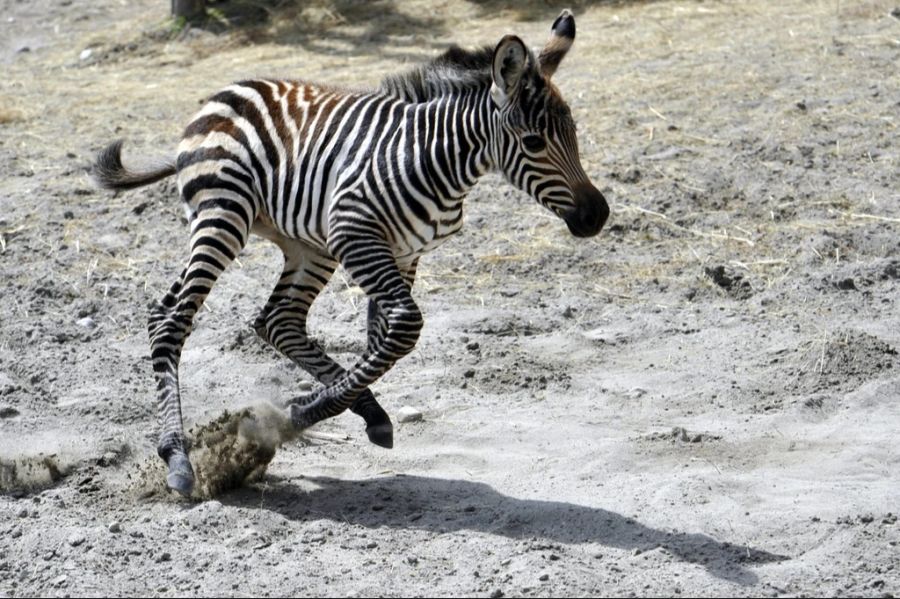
[175,79,404,250]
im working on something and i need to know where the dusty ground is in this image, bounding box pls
[1,0,899,596]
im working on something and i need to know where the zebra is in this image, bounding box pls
[92,9,609,496]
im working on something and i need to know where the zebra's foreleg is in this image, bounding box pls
[149,206,251,496]
[252,241,395,447]
[290,240,423,430]
[351,259,419,445]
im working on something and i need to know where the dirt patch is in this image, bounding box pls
[1,0,899,596]
[131,402,299,500]
[0,454,68,493]
[791,330,897,394]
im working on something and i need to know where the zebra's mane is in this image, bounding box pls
[380,45,495,103]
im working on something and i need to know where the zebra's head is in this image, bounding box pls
[489,10,609,238]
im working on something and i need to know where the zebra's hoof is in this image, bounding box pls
[166,452,195,497]
[365,423,394,449]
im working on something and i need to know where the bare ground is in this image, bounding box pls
[1,0,899,596]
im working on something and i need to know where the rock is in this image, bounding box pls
[155,552,171,563]
[67,533,86,547]
[79,48,92,61]
[538,573,550,581]
[76,317,96,329]
[0,406,19,418]
[397,406,423,423]
[17,508,28,518]
[834,278,856,291]
[108,522,122,533]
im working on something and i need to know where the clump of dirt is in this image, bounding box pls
[703,265,754,300]
[130,402,299,500]
[643,427,722,444]
[792,330,898,394]
[0,454,70,493]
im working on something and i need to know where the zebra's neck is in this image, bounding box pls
[393,86,497,203]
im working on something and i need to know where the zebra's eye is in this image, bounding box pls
[522,135,546,153]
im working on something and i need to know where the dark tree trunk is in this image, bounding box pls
[172,0,205,20]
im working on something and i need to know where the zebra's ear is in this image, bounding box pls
[538,9,575,78]
[491,35,529,107]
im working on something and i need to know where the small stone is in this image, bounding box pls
[17,508,28,518]
[562,306,576,319]
[366,541,377,549]
[108,522,122,533]
[463,369,476,379]
[76,317,96,329]
[397,406,423,423]
[11,528,22,539]
[51,575,68,587]
[0,406,19,418]
[79,48,92,61]
[67,533,86,547]
[538,573,549,581]
[155,552,171,563]
[548,553,560,561]
[490,590,504,599]
[834,278,856,291]
[406,555,418,565]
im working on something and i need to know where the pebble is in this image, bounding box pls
[406,555,418,565]
[539,573,550,581]
[17,508,28,518]
[108,522,122,533]
[490,590,504,598]
[51,575,67,587]
[79,48,92,61]
[397,406,423,423]
[75,317,96,329]
[155,552,171,563]
[0,406,19,418]
[67,533,86,547]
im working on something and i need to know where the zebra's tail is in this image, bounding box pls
[91,140,176,191]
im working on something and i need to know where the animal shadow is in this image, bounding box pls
[229,473,788,585]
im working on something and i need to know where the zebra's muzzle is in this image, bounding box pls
[564,183,609,238]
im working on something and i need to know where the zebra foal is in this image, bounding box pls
[92,10,609,495]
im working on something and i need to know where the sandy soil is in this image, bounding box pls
[1,0,899,596]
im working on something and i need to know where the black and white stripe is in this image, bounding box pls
[92,9,608,495]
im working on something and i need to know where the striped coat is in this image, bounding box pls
[93,9,609,495]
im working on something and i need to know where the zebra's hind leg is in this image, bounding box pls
[290,237,423,430]
[251,240,394,447]
[149,206,250,495]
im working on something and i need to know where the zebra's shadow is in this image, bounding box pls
[226,473,788,585]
